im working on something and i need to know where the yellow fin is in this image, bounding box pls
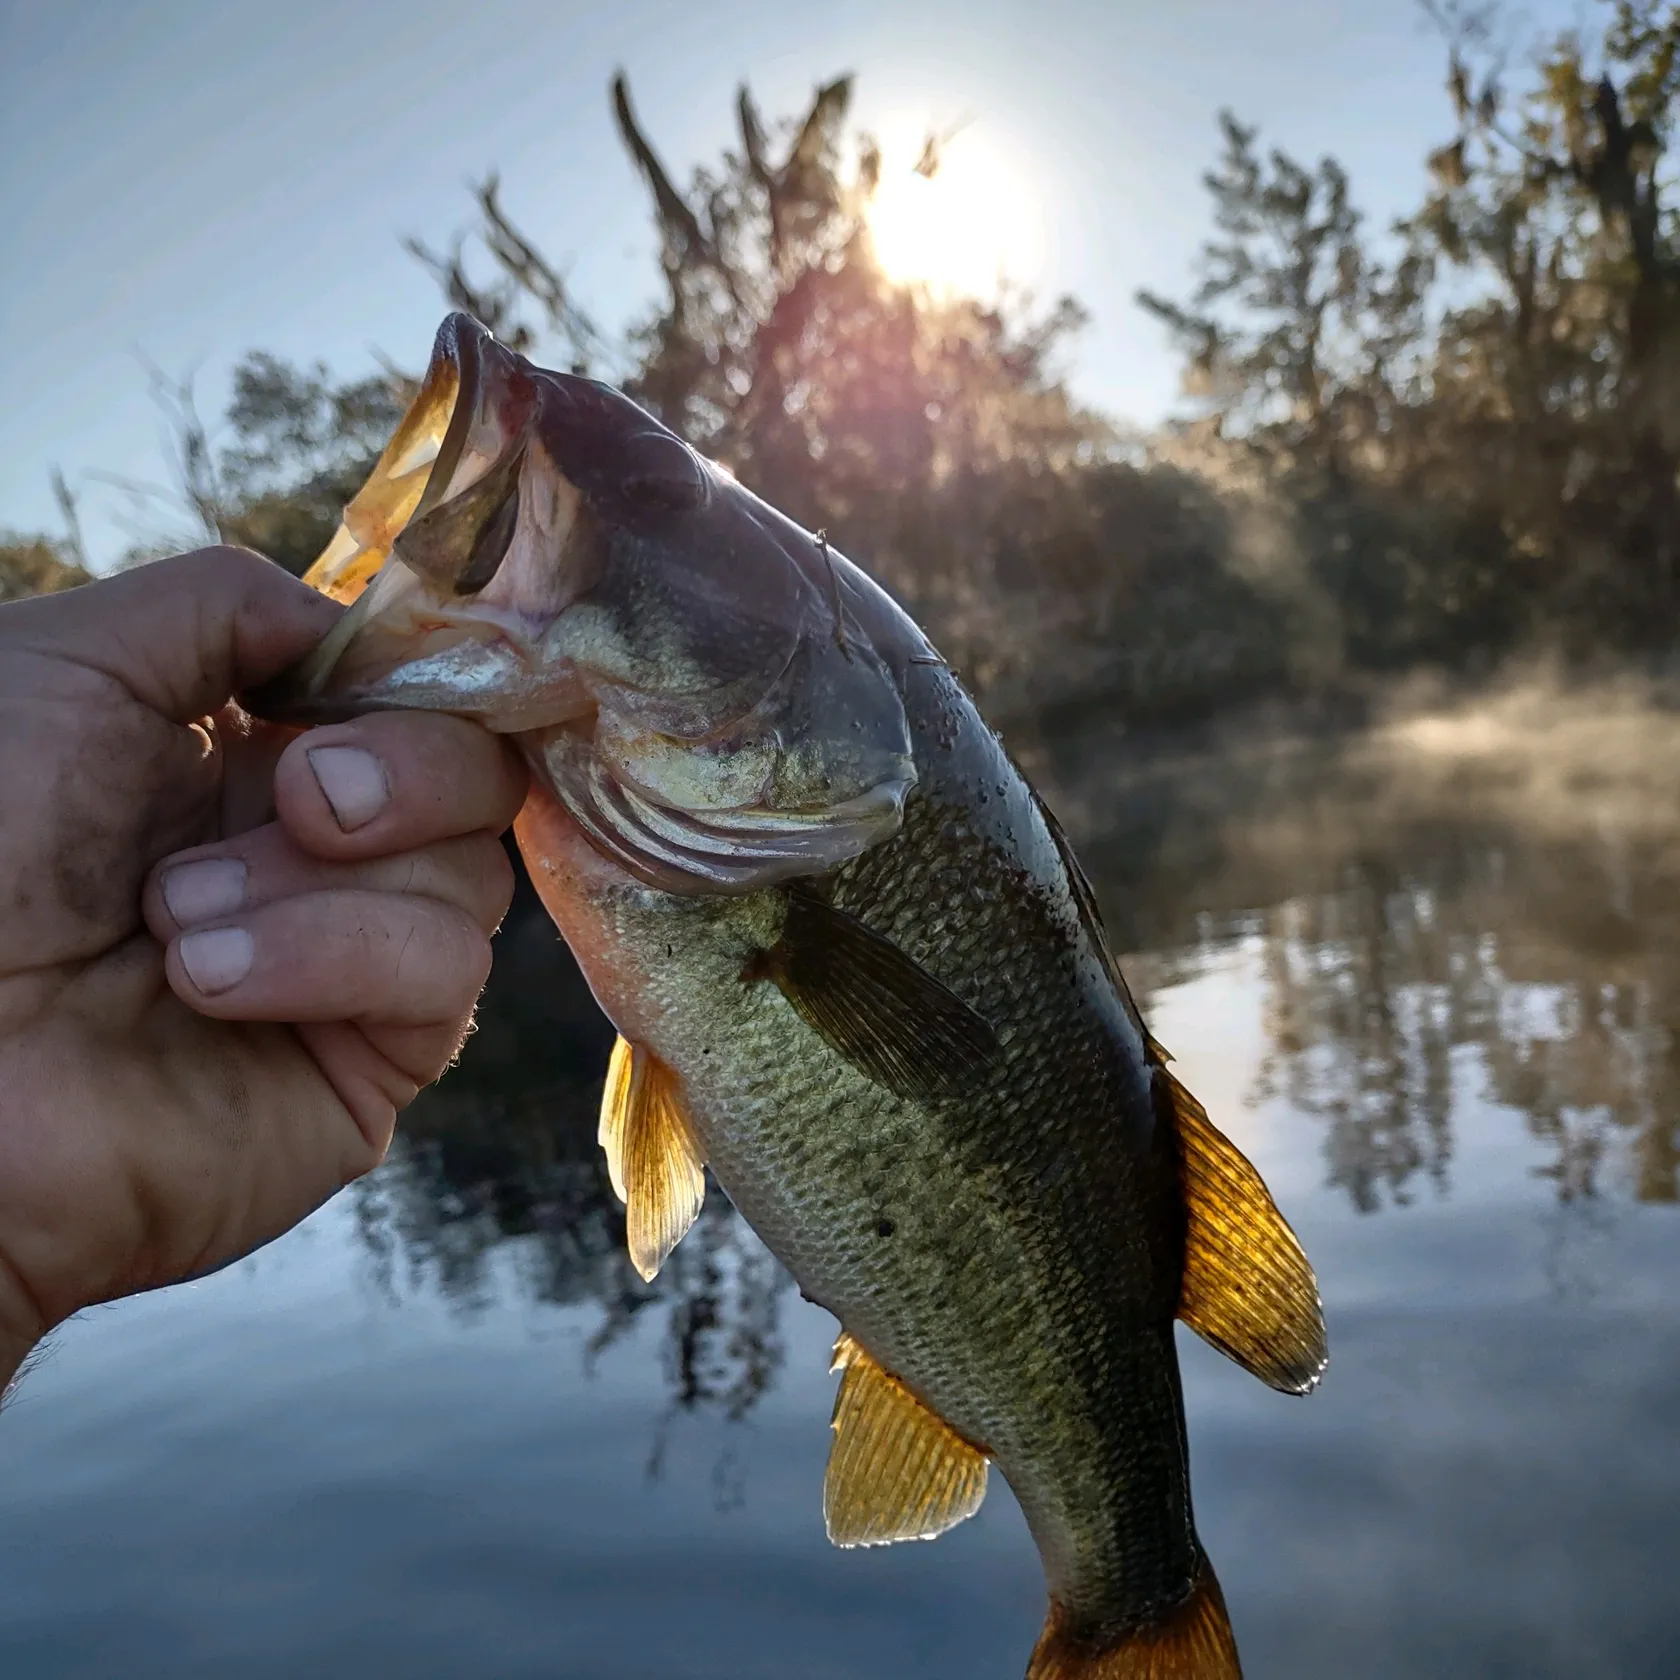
[1027,1554,1241,1679]
[1163,1071,1327,1395]
[824,1332,989,1548]
[597,1034,706,1283]
[302,346,463,605]
[598,1035,634,1203]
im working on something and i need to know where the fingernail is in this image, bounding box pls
[178,927,254,995]
[162,858,246,926]
[308,745,389,831]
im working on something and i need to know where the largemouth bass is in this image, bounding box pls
[251,313,1326,1679]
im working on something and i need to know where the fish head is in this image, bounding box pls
[251,313,919,892]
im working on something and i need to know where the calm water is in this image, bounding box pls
[4,692,1680,1678]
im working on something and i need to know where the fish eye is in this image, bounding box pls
[620,432,709,514]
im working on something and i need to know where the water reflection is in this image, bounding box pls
[371,690,1680,1422]
[9,691,1680,1678]
[1251,842,1680,1215]
[1046,690,1680,1218]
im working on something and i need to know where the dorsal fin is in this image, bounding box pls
[1031,787,1171,1063]
[1028,784,1323,1392]
[1159,1069,1327,1394]
[598,1035,707,1282]
[824,1331,989,1547]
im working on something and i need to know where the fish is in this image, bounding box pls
[249,312,1327,1679]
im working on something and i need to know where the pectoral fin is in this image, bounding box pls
[757,887,998,1103]
[598,1035,707,1282]
[1161,1069,1327,1394]
[824,1332,989,1547]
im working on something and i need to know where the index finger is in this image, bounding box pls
[274,710,528,860]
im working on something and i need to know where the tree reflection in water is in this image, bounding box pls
[1053,686,1680,1220]
[1248,841,1680,1213]
[1251,792,1680,1211]
[354,687,1680,1422]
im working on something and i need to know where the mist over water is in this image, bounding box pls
[4,688,1679,1677]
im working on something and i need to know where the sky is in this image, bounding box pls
[2,0,1581,570]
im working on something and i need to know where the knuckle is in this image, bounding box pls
[341,1114,395,1180]
[476,836,516,913]
[429,833,515,924]
[471,926,493,986]
[382,902,489,1010]
[186,543,275,595]
[453,922,494,1000]
[454,918,494,991]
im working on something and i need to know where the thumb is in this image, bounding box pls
[9,547,341,723]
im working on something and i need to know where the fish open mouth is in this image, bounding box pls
[248,314,559,724]
[307,313,527,607]
[244,313,918,892]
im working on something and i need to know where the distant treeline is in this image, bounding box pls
[10,1,1680,726]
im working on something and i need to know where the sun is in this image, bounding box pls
[865,124,1042,298]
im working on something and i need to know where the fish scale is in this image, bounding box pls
[560,671,1203,1632]
[254,311,1325,1679]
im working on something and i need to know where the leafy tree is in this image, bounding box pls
[53,27,1680,718]
[214,355,407,574]
[1137,114,1373,465]
[1134,1,1680,665]
[419,72,1258,706]
[1409,0,1680,638]
[0,534,88,604]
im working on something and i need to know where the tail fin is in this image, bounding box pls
[1026,1555,1240,1680]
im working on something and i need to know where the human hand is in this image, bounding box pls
[0,547,526,1392]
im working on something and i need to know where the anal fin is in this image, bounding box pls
[598,1035,707,1283]
[1161,1069,1327,1394]
[1027,1553,1241,1679]
[824,1331,989,1547]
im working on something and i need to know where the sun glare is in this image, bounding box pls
[866,125,1042,298]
